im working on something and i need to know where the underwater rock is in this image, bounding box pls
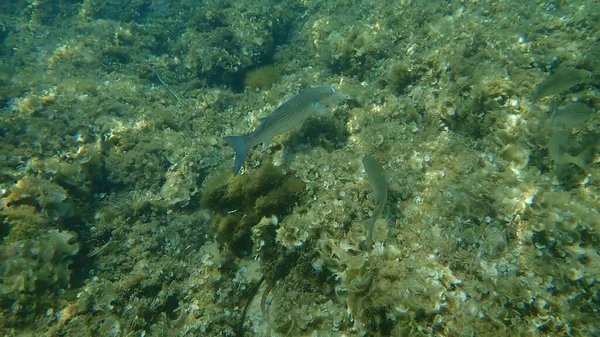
[0,230,79,314]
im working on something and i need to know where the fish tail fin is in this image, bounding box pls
[570,146,594,170]
[225,135,251,176]
[365,217,375,247]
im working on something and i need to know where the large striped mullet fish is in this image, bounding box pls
[225,86,348,176]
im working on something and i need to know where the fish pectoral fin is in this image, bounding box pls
[311,101,331,117]
[261,138,273,150]
[292,123,305,132]
[258,117,268,126]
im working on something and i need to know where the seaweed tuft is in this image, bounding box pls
[201,162,306,256]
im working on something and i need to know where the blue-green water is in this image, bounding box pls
[1,0,599,336]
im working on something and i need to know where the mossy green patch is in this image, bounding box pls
[244,66,281,90]
[201,162,306,256]
[384,61,414,94]
[0,205,50,243]
[287,113,350,152]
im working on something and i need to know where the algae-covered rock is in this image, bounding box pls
[2,0,600,335]
[201,162,306,256]
[160,160,199,207]
[4,176,74,223]
[0,230,79,317]
[0,204,50,243]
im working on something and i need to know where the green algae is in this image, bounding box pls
[201,162,306,257]
[244,66,281,90]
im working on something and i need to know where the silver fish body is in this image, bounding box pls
[225,86,347,175]
[549,101,595,128]
[362,155,388,246]
[532,69,593,105]
[548,130,593,169]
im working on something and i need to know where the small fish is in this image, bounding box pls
[548,130,593,170]
[532,68,593,106]
[362,155,388,246]
[225,86,348,175]
[549,101,595,128]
